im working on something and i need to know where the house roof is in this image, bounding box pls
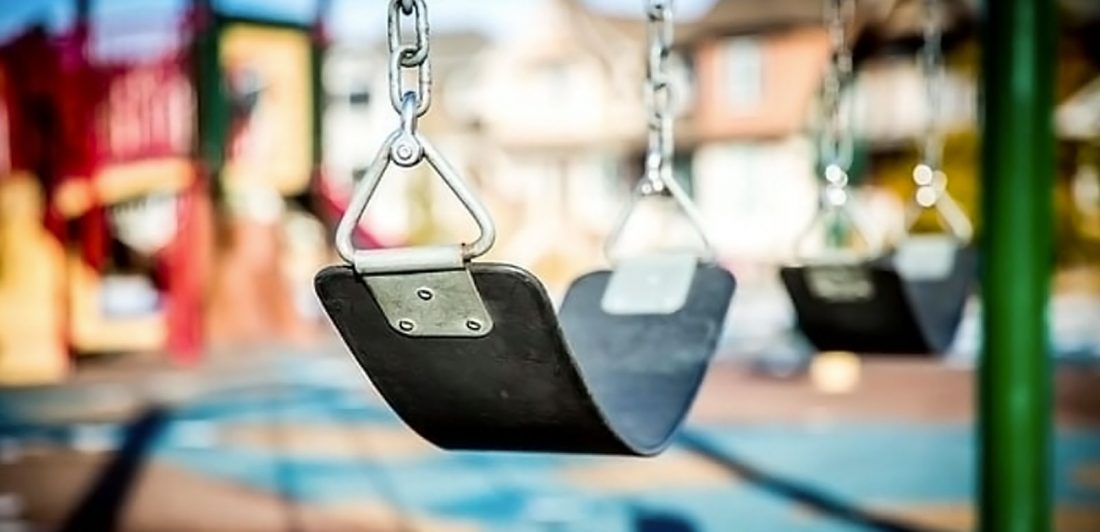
[679,0,829,43]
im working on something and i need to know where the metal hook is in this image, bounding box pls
[336,0,495,274]
[604,174,717,264]
[391,91,424,166]
[605,0,713,262]
[900,0,972,244]
[794,164,883,260]
[334,131,497,275]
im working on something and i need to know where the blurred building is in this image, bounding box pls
[473,0,644,288]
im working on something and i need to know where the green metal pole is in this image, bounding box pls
[192,0,229,196]
[979,0,1056,530]
[311,0,330,173]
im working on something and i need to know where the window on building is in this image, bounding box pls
[722,37,764,112]
[347,88,370,107]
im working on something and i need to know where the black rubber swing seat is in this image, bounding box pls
[315,261,735,455]
[780,244,976,355]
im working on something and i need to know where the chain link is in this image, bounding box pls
[388,0,431,116]
[643,0,674,194]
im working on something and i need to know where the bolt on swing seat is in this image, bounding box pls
[315,131,734,456]
[781,169,976,355]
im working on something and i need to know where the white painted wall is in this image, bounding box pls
[693,137,819,263]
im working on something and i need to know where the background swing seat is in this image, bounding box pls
[780,243,976,355]
[315,261,735,456]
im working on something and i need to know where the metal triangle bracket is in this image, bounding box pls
[334,130,496,275]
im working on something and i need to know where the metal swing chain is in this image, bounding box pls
[334,0,496,273]
[643,0,675,194]
[912,0,947,209]
[383,0,435,169]
[907,0,973,240]
[820,0,856,209]
[794,0,882,257]
[603,0,716,262]
[919,0,945,173]
[388,0,431,122]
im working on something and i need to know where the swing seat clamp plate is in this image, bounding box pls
[365,268,494,338]
[804,264,875,303]
[601,253,697,315]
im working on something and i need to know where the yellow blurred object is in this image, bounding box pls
[0,174,69,385]
[810,351,862,395]
[1071,146,1100,243]
[1054,267,1100,295]
[54,158,194,219]
[220,24,314,196]
[67,255,167,354]
[53,179,96,220]
[878,130,981,239]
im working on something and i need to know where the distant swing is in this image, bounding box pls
[780,0,975,355]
